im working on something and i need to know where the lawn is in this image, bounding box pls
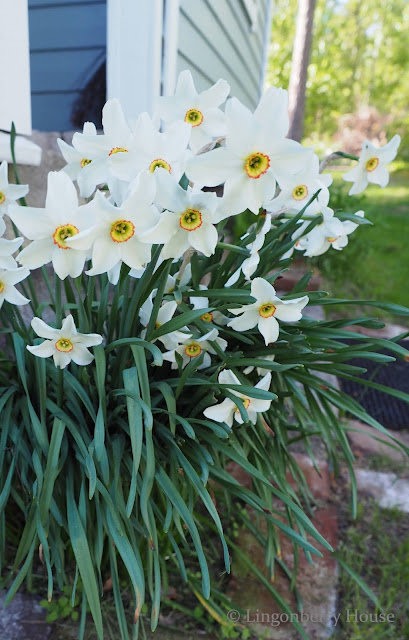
[333,497,409,640]
[315,168,409,319]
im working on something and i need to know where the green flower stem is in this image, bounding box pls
[25,276,39,314]
[55,274,62,326]
[116,269,131,341]
[175,248,194,285]
[85,273,95,324]
[319,150,359,172]
[5,304,29,339]
[57,368,64,408]
[108,271,125,344]
[41,267,55,308]
[10,123,28,207]
[123,244,163,337]
[74,276,90,332]
[145,260,172,341]
[333,151,359,161]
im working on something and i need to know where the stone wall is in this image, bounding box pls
[10,131,74,208]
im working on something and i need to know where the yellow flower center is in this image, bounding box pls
[55,338,73,353]
[109,147,128,156]
[201,312,213,322]
[0,280,4,293]
[110,219,135,243]
[149,158,172,173]
[236,398,251,413]
[244,152,270,179]
[80,158,92,168]
[327,237,338,243]
[259,303,276,318]
[292,184,308,201]
[180,208,202,231]
[184,108,204,127]
[365,157,379,172]
[0,191,5,205]
[53,224,79,249]
[185,342,202,358]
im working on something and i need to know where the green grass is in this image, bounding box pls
[334,499,409,639]
[316,169,409,319]
[365,453,409,476]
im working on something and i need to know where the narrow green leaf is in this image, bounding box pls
[106,510,145,622]
[66,484,104,639]
[151,308,212,340]
[155,466,211,598]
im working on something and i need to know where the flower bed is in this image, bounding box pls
[0,71,407,640]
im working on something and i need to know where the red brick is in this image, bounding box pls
[287,454,331,500]
[230,505,338,639]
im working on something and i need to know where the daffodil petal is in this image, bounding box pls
[258,316,279,345]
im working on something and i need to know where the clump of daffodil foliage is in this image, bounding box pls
[0,71,407,640]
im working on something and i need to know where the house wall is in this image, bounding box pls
[1,0,32,136]
[28,0,106,131]
[177,0,271,108]
[28,0,271,131]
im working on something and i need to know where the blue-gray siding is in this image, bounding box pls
[28,0,270,131]
[28,0,106,131]
[177,0,270,108]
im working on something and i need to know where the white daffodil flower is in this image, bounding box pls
[278,204,338,261]
[0,161,28,214]
[266,154,332,216]
[244,214,272,250]
[243,354,276,376]
[107,112,191,185]
[0,236,24,270]
[185,88,311,216]
[302,209,364,257]
[57,122,99,198]
[203,369,272,426]
[106,261,146,285]
[27,315,102,369]
[156,70,230,154]
[129,253,168,283]
[9,172,95,280]
[0,267,30,308]
[228,277,308,345]
[190,285,228,325]
[226,214,272,286]
[163,328,227,370]
[69,99,134,195]
[140,170,220,259]
[343,135,401,195]
[165,263,192,293]
[107,176,137,208]
[106,261,124,286]
[278,221,310,261]
[66,175,159,276]
[139,294,189,350]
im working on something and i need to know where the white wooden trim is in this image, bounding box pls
[162,0,180,96]
[106,0,164,120]
[259,0,274,97]
[0,0,32,136]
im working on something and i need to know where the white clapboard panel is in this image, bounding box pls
[0,0,32,135]
[106,0,163,120]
